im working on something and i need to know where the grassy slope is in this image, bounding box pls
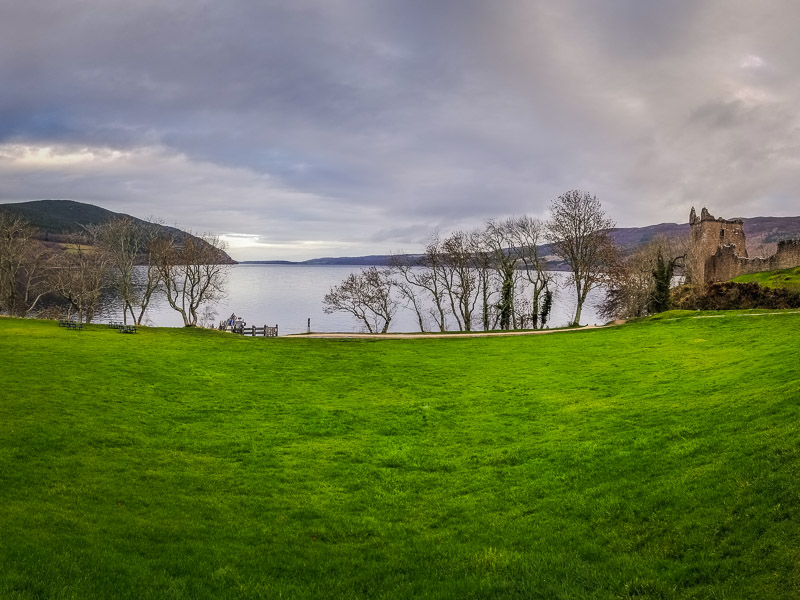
[734,266,800,293]
[1,315,799,599]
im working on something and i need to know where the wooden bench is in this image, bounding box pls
[118,325,137,334]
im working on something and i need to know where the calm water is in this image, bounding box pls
[105,264,605,334]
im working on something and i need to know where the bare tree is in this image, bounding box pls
[484,219,518,330]
[0,212,53,316]
[509,215,554,329]
[390,253,429,332]
[153,233,229,327]
[95,217,162,325]
[50,241,111,323]
[440,230,482,331]
[600,236,686,320]
[547,191,616,326]
[323,267,398,333]
[419,234,451,332]
[471,229,498,331]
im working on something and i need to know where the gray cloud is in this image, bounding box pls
[1,0,800,259]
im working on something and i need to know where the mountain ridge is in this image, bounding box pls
[0,199,237,264]
[4,200,799,266]
[243,216,800,265]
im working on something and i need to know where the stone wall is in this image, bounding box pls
[767,239,800,273]
[691,207,800,283]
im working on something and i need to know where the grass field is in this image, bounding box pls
[733,265,800,293]
[1,313,800,599]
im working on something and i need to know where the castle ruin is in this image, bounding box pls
[689,207,800,283]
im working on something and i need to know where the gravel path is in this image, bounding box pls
[287,310,800,339]
[288,322,623,339]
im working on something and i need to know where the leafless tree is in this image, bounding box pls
[470,228,497,331]
[418,234,452,331]
[95,217,162,325]
[600,235,686,320]
[547,190,616,326]
[152,233,229,327]
[0,212,53,316]
[390,253,430,332]
[440,230,482,331]
[509,215,554,329]
[50,241,111,323]
[484,219,518,330]
[323,267,398,333]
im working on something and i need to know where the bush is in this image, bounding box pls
[672,281,800,311]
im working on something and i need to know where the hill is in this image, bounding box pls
[2,312,800,598]
[733,265,800,293]
[6,201,799,266]
[246,216,800,265]
[0,199,237,263]
[0,199,134,235]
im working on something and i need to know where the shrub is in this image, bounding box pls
[672,281,800,311]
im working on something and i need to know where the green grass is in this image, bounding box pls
[1,314,800,599]
[733,265,800,292]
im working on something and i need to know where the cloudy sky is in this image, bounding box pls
[1,1,799,260]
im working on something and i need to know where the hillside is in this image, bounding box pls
[0,200,237,263]
[246,216,800,266]
[734,265,800,293]
[0,199,134,235]
[2,313,800,598]
[5,200,799,266]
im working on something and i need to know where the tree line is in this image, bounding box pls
[2,190,690,332]
[0,213,228,326]
[322,190,662,333]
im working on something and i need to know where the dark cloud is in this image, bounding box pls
[1,1,800,259]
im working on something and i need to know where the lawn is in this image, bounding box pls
[733,265,800,293]
[1,313,799,599]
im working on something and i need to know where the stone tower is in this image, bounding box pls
[689,207,800,283]
[689,207,747,283]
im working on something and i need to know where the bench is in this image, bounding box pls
[65,322,83,331]
[118,325,137,334]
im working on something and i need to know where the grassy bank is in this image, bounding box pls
[733,265,800,293]
[1,314,799,599]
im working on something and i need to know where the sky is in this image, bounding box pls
[1,1,799,261]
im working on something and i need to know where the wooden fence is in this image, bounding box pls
[235,324,278,337]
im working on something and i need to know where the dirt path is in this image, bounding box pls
[289,322,624,340]
[287,310,800,340]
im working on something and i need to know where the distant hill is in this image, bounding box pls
[608,216,800,256]
[607,222,689,250]
[0,199,134,235]
[0,200,237,264]
[243,215,800,266]
[738,216,800,256]
[11,200,796,267]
